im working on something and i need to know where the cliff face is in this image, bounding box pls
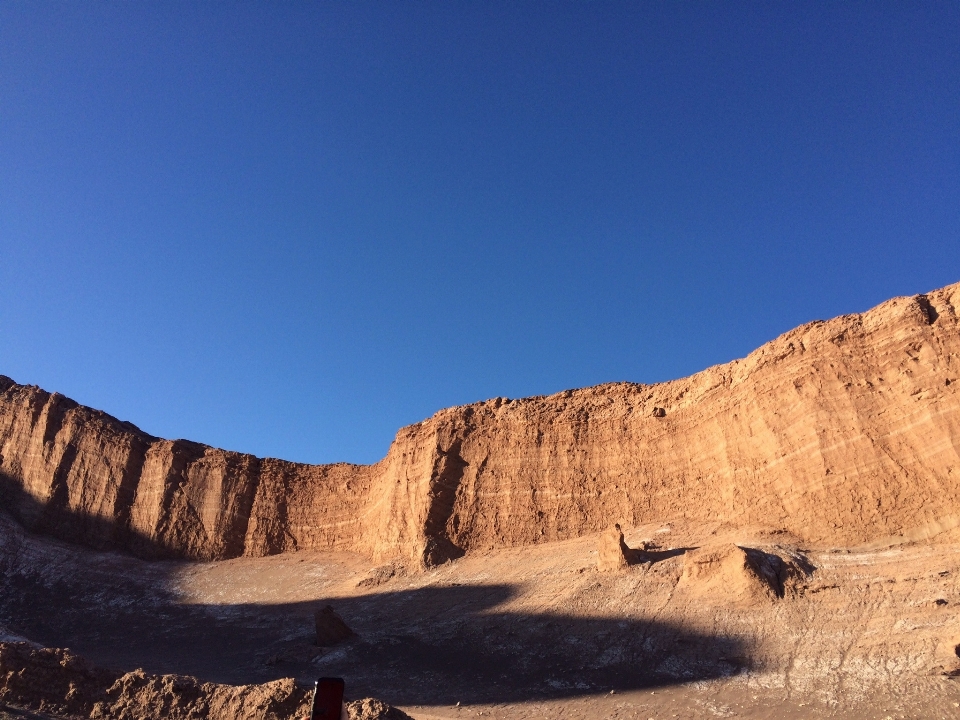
[2,283,960,565]
[0,382,374,560]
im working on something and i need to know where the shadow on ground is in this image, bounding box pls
[305,584,750,705]
[640,546,693,563]
[0,497,751,707]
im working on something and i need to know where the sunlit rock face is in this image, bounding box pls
[2,282,960,566]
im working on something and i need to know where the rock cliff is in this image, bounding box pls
[2,283,960,565]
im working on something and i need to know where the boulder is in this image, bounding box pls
[597,524,633,571]
[315,606,354,646]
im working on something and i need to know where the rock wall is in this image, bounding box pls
[0,380,375,560]
[407,284,960,557]
[2,283,960,565]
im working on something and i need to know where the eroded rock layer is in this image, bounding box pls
[2,283,960,565]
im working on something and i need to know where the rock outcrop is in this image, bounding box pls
[345,698,414,720]
[2,283,960,566]
[0,640,413,720]
[676,544,790,606]
[0,641,307,720]
[597,524,643,571]
[314,605,354,646]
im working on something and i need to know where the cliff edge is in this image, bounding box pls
[2,282,959,566]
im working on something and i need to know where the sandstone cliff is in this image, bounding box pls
[2,283,960,565]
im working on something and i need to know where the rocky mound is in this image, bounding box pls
[675,543,810,606]
[0,641,305,720]
[344,698,413,720]
[1,283,959,567]
[314,606,354,646]
[0,641,411,720]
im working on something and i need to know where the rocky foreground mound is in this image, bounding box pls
[0,640,304,720]
[0,641,411,720]
[1,283,959,567]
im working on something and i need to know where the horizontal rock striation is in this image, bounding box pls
[0,379,375,560]
[2,283,960,565]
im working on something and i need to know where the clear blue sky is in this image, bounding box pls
[2,2,958,465]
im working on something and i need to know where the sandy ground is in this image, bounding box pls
[2,513,960,719]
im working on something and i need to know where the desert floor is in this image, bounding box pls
[2,513,960,720]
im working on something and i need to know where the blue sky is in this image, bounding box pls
[2,2,958,464]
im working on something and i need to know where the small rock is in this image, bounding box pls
[345,697,414,720]
[314,606,354,646]
[597,523,645,571]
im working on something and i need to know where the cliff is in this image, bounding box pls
[2,282,960,565]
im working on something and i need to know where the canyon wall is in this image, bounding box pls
[2,282,960,565]
[0,382,375,560]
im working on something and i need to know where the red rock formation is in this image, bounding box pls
[2,283,960,566]
[0,380,374,560]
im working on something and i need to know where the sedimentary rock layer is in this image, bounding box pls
[0,380,375,560]
[2,283,960,565]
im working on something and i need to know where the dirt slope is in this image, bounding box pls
[2,282,959,566]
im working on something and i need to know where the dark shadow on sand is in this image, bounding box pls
[634,546,694,564]
[0,487,752,707]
